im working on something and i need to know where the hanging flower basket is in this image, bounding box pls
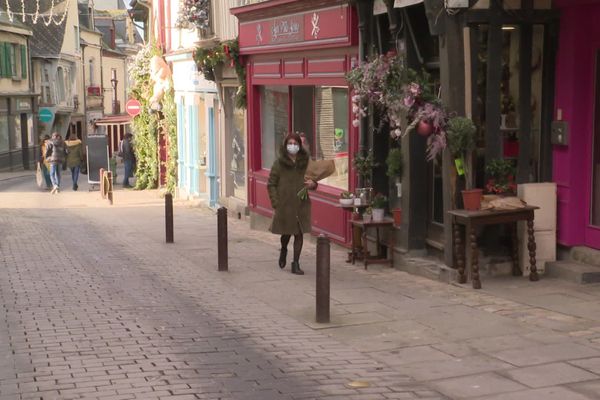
[176,0,210,30]
[417,120,433,137]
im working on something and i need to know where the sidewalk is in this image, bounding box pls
[2,183,600,399]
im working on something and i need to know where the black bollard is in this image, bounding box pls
[165,193,174,243]
[217,207,228,271]
[316,234,330,323]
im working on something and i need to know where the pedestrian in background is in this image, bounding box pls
[65,133,84,191]
[45,132,67,194]
[120,133,136,188]
[38,134,52,190]
[267,132,317,275]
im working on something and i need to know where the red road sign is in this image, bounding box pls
[125,99,142,117]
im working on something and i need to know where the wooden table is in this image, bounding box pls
[337,203,370,263]
[350,217,395,269]
[448,206,540,289]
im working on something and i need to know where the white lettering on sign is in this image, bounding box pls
[311,12,320,39]
[256,23,263,44]
[271,18,300,42]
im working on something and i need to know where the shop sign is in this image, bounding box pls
[239,5,352,53]
[39,108,53,123]
[16,99,31,111]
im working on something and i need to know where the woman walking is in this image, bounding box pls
[267,132,317,275]
[65,133,83,191]
[45,132,67,194]
[39,135,52,190]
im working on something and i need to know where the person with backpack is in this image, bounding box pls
[45,132,67,194]
[65,133,84,191]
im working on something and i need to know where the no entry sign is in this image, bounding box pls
[125,99,142,117]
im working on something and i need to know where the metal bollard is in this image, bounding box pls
[316,234,330,323]
[217,207,228,271]
[165,193,174,243]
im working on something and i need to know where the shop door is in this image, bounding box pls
[586,50,600,247]
[186,104,200,196]
[20,113,29,169]
[207,106,218,207]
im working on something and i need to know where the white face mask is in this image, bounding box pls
[287,144,300,155]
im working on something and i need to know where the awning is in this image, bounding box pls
[373,0,424,15]
[94,114,132,126]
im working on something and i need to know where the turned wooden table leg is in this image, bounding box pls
[528,218,539,281]
[471,225,481,289]
[454,223,466,284]
[362,226,369,270]
[512,222,522,276]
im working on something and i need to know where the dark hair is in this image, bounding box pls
[283,132,302,147]
[43,135,50,140]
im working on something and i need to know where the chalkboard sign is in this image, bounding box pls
[86,130,109,184]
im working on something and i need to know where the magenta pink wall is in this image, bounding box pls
[554,2,600,247]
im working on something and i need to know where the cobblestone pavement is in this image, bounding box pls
[4,174,600,399]
[0,188,445,399]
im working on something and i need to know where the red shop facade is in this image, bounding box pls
[232,0,359,244]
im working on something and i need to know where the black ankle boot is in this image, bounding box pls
[291,261,304,275]
[278,248,287,269]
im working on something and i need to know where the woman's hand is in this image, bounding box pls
[304,179,317,190]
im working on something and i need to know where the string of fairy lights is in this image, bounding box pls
[3,0,71,26]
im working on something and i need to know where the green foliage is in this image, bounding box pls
[386,147,404,179]
[161,87,178,194]
[485,158,515,180]
[447,116,476,158]
[340,191,353,199]
[353,149,377,181]
[371,193,387,209]
[128,43,162,190]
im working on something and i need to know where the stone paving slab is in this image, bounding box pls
[503,362,598,388]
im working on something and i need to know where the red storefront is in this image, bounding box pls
[232,0,358,244]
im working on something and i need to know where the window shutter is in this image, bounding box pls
[4,43,12,77]
[20,45,26,79]
[0,42,6,77]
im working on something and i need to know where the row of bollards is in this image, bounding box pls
[163,199,330,323]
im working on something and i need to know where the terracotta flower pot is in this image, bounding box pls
[392,208,402,226]
[462,189,483,211]
[416,120,433,137]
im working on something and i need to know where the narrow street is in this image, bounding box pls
[0,174,441,400]
[2,173,600,400]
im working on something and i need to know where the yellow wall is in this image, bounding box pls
[0,31,30,94]
[60,0,82,57]
[102,55,127,115]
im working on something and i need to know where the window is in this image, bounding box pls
[9,44,17,78]
[0,114,8,152]
[41,64,52,104]
[89,58,94,85]
[260,86,289,169]
[74,26,80,52]
[20,45,27,79]
[0,42,25,79]
[224,87,246,200]
[56,67,65,102]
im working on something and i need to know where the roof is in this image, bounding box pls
[5,0,69,58]
[0,9,33,35]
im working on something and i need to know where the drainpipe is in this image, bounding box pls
[81,43,88,138]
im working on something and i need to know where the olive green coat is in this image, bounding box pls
[268,149,311,235]
[65,139,83,168]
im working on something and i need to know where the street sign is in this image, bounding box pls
[39,108,53,123]
[125,99,142,117]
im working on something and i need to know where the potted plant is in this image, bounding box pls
[353,149,376,203]
[363,207,373,223]
[485,159,517,195]
[339,191,354,206]
[447,116,480,210]
[371,193,387,222]
[386,147,404,226]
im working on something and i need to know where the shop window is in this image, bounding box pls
[260,86,289,169]
[314,87,349,190]
[224,87,246,200]
[0,114,8,152]
[56,67,65,102]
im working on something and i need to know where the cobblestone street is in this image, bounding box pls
[3,174,600,399]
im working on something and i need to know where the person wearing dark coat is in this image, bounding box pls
[45,132,67,194]
[267,132,317,275]
[65,133,84,191]
[121,133,136,188]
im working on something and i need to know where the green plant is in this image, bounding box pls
[447,116,477,189]
[485,159,516,194]
[128,42,161,190]
[222,38,247,109]
[340,191,353,199]
[353,150,377,186]
[371,193,387,209]
[193,46,225,82]
[386,147,404,179]
[364,207,373,215]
